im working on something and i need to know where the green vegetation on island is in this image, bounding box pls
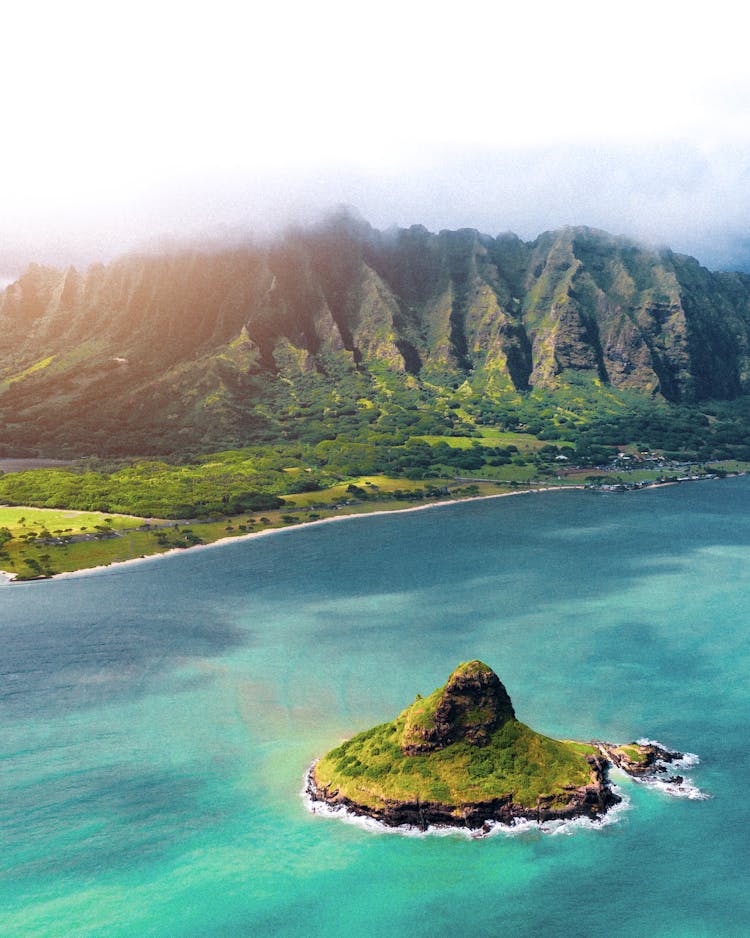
[309,661,613,828]
[307,661,693,831]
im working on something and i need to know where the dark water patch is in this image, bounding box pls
[0,765,235,882]
[166,479,750,614]
[0,574,250,719]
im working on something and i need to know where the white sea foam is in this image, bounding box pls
[630,740,710,800]
[302,766,630,839]
[630,774,710,800]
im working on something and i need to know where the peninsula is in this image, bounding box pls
[306,661,685,830]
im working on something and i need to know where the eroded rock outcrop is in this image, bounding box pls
[4,218,750,455]
[400,660,515,754]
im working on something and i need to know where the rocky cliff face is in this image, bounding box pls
[358,222,750,400]
[401,660,515,755]
[2,215,750,454]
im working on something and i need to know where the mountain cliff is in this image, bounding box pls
[3,214,750,455]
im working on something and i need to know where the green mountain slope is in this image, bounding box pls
[3,214,750,456]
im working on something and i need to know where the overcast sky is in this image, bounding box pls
[2,0,750,278]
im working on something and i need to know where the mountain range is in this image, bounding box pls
[2,212,750,456]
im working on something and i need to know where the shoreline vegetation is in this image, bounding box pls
[0,467,744,583]
[0,482,574,583]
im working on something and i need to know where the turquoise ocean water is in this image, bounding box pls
[1,479,749,936]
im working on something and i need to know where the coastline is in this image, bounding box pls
[0,485,581,584]
[304,755,619,831]
[0,471,738,584]
[303,779,632,839]
[304,738,705,837]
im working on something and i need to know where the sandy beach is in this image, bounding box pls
[3,470,737,585]
[0,485,585,584]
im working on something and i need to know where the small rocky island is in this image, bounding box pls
[306,661,687,831]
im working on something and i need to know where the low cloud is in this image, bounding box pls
[3,141,750,278]
[2,3,750,277]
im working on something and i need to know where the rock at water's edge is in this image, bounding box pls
[307,751,619,830]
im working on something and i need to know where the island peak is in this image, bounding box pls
[400,660,515,755]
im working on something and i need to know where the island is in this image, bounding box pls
[306,660,687,831]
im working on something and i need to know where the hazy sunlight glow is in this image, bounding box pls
[2,0,750,270]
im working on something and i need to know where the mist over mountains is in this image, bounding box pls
[2,213,750,457]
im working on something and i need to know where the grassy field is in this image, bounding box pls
[414,431,568,452]
[280,475,453,508]
[0,506,149,536]
[707,460,750,474]
[454,464,543,483]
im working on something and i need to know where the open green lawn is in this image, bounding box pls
[0,506,149,537]
[281,475,453,508]
[414,431,565,452]
[456,464,542,483]
[477,427,575,449]
[0,506,166,579]
[707,460,750,474]
[14,529,172,575]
